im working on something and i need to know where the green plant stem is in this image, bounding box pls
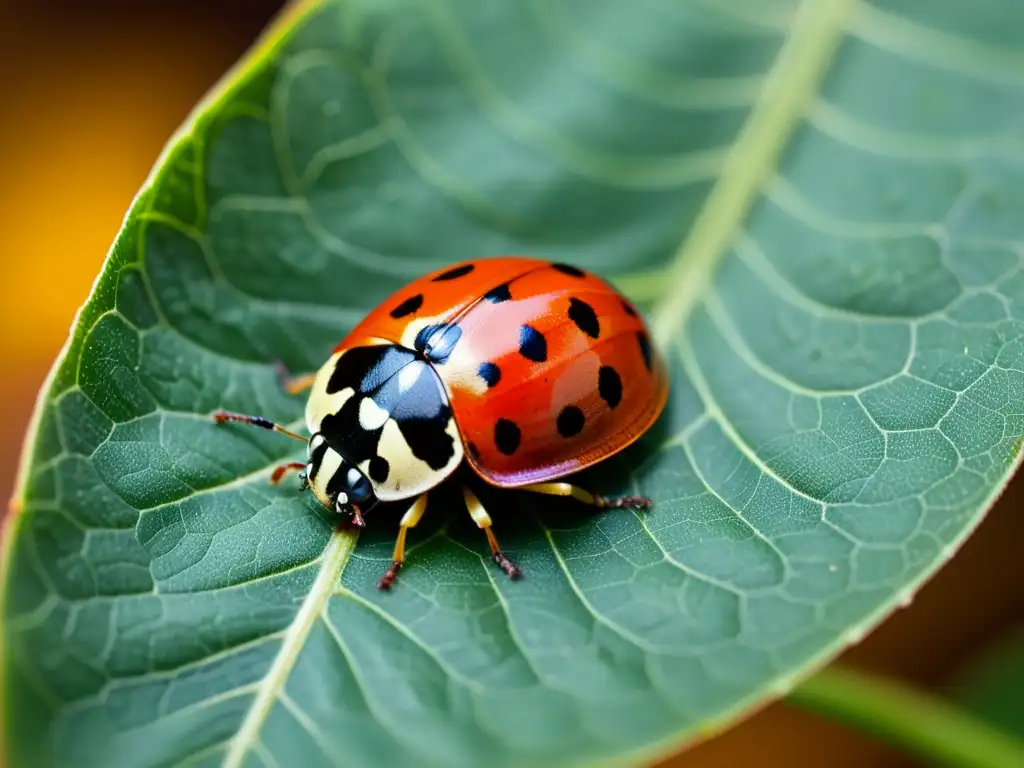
[788,666,1024,768]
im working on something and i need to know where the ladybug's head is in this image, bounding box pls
[304,433,377,527]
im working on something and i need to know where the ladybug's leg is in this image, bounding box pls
[270,462,308,489]
[462,487,521,580]
[378,493,429,591]
[272,361,317,395]
[519,482,653,511]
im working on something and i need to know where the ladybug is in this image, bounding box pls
[214,257,668,589]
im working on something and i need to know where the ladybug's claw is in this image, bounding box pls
[462,486,522,581]
[518,482,651,513]
[493,551,522,580]
[376,495,429,592]
[378,561,402,590]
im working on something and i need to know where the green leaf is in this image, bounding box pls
[4,0,1024,766]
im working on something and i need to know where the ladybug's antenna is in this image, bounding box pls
[212,410,307,442]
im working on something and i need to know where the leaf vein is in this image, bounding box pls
[421,0,727,189]
[650,0,857,346]
[679,428,794,583]
[677,340,828,505]
[335,586,493,693]
[540,525,672,655]
[319,609,433,760]
[279,692,347,768]
[854,4,1024,87]
[528,0,764,110]
[223,531,358,768]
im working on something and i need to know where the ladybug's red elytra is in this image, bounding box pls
[214,257,668,589]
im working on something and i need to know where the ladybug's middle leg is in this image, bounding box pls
[462,486,521,580]
[518,482,653,511]
[378,493,429,590]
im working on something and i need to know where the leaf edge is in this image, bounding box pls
[2,1,1022,765]
[0,1,328,764]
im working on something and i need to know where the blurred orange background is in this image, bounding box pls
[0,3,1020,767]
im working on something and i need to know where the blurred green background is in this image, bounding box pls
[0,2,1020,766]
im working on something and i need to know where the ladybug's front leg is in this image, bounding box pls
[270,462,308,487]
[462,487,521,580]
[378,494,429,590]
[518,482,653,511]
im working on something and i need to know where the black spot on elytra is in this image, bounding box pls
[637,331,653,371]
[484,282,511,303]
[414,323,443,352]
[557,405,585,437]
[414,323,462,364]
[622,299,637,317]
[494,418,521,455]
[389,294,423,319]
[432,263,475,281]
[478,362,501,388]
[598,366,622,408]
[551,262,585,277]
[467,441,481,460]
[568,297,600,339]
[429,325,462,364]
[518,325,547,363]
[368,455,390,483]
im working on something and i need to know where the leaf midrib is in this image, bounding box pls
[207,1,859,764]
[650,0,857,346]
[223,531,358,768]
